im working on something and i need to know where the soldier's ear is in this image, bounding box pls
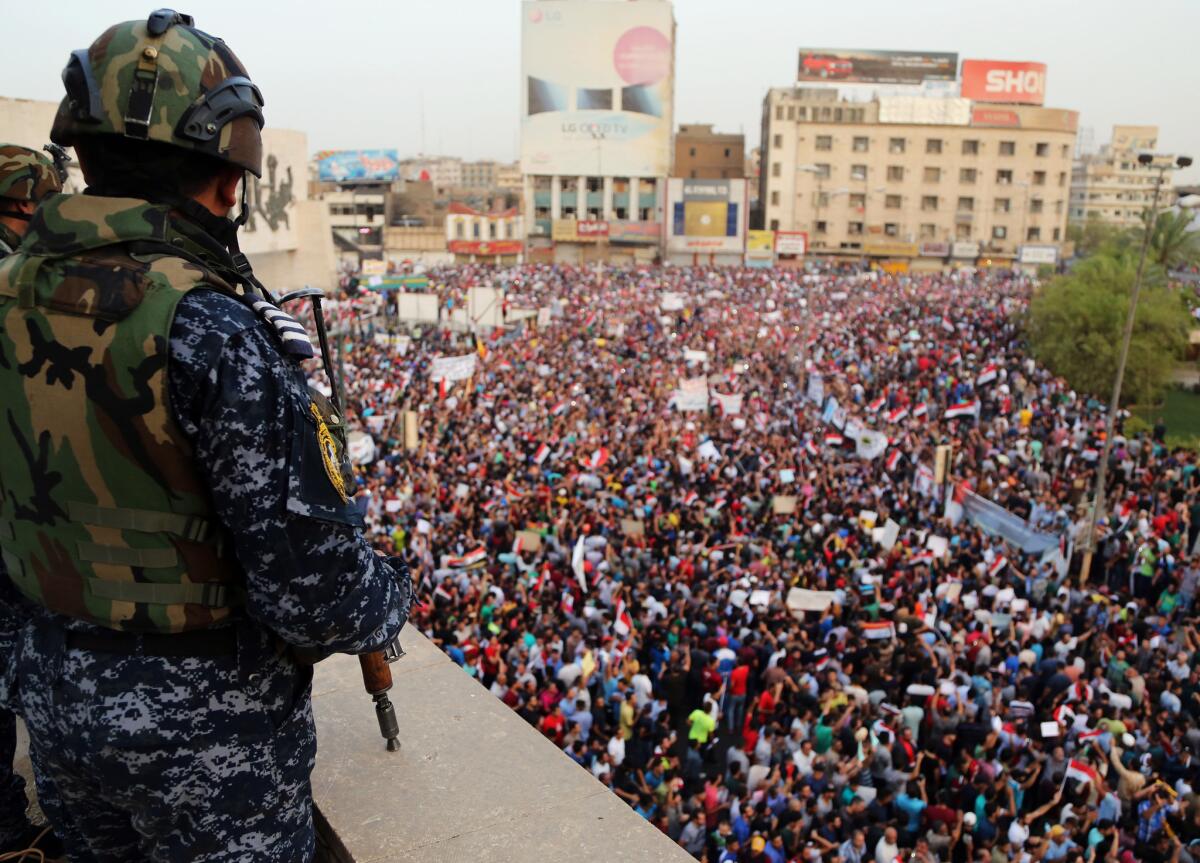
[213,165,244,212]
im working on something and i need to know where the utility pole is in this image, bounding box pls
[1078,153,1192,582]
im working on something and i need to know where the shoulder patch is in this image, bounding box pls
[250,299,315,359]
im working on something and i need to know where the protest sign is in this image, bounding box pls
[430,353,477,383]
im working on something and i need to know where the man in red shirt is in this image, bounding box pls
[728,662,750,733]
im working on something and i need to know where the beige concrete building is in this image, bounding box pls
[1070,125,1172,228]
[674,124,744,179]
[760,87,1078,264]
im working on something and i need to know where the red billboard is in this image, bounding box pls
[448,240,524,256]
[961,60,1047,106]
[576,220,610,237]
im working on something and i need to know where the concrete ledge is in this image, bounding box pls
[312,633,693,862]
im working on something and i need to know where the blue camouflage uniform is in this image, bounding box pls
[0,221,35,850]
[1,201,412,862]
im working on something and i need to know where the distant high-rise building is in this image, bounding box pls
[1070,125,1174,228]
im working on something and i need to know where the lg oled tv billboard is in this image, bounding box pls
[521,0,675,178]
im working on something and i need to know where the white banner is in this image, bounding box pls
[683,348,709,364]
[660,292,685,312]
[672,376,709,412]
[806,373,824,405]
[430,353,477,383]
[711,391,743,416]
[346,431,376,466]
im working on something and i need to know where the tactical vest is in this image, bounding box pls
[0,195,242,633]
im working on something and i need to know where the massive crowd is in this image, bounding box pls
[316,263,1199,863]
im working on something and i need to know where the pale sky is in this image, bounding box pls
[3,0,1198,181]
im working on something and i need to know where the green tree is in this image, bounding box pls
[1027,253,1189,406]
[1066,216,1127,258]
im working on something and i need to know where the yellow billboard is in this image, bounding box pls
[747,230,775,257]
[521,0,675,178]
[863,241,918,257]
[684,201,727,237]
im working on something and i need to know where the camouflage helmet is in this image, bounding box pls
[0,145,63,203]
[50,9,265,177]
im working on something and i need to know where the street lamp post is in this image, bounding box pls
[797,164,826,245]
[1079,153,1193,582]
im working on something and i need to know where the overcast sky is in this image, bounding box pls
[4,0,1198,181]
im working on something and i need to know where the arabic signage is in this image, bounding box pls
[775,231,808,256]
[952,241,980,259]
[918,241,950,257]
[608,220,662,244]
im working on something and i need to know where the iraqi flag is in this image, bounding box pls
[863,621,896,641]
[913,403,928,420]
[988,555,1008,577]
[908,550,935,567]
[885,406,909,424]
[712,497,728,512]
[804,438,820,458]
[1064,759,1100,788]
[534,443,551,465]
[976,364,999,386]
[614,598,632,637]
[867,396,886,413]
[944,400,979,420]
[588,447,610,470]
[512,534,527,555]
[682,490,699,507]
[886,449,902,472]
[1081,447,1100,462]
[551,401,568,416]
[824,433,844,447]
[448,547,487,569]
[941,317,955,334]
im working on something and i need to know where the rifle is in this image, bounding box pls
[280,286,404,752]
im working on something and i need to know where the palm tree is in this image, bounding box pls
[1137,208,1200,270]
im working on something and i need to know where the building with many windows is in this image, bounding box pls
[1070,125,1174,228]
[674,124,744,179]
[759,87,1078,266]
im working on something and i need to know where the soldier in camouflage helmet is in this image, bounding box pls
[0,143,65,858]
[0,10,412,861]
[0,144,62,256]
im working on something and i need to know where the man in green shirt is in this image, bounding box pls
[688,706,717,745]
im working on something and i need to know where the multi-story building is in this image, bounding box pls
[520,0,675,263]
[1070,125,1174,228]
[495,162,523,194]
[460,160,497,190]
[445,203,524,264]
[674,124,744,179]
[760,87,1077,266]
[399,156,463,191]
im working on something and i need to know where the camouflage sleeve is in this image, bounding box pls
[168,289,410,653]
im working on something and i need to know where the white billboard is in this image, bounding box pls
[521,0,675,178]
[1019,244,1058,265]
[666,178,747,255]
